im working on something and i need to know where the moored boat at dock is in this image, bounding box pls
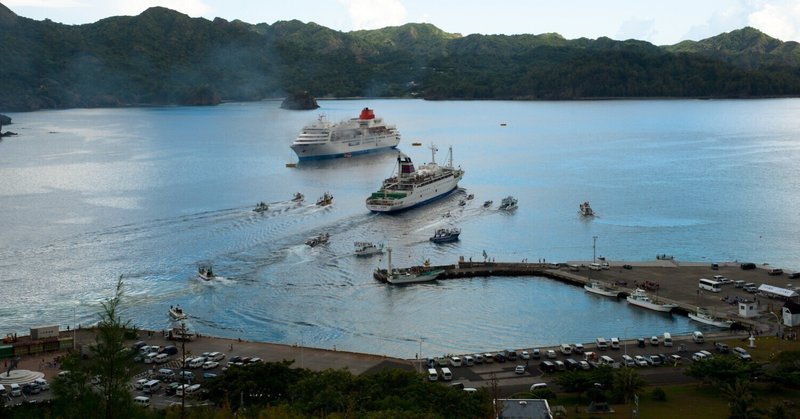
[373,247,443,285]
[688,307,733,328]
[365,145,464,213]
[430,228,461,243]
[290,107,401,160]
[584,280,620,297]
[626,288,676,312]
[354,241,384,256]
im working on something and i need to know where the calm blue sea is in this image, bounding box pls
[1,98,799,358]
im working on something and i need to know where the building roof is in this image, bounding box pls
[757,284,799,298]
[784,299,800,314]
[497,398,553,419]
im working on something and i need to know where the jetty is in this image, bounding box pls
[378,257,798,332]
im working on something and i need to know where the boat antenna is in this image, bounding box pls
[447,145,453,168]
[429,144,438,164]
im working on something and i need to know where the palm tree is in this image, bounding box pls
[720,379,757,419]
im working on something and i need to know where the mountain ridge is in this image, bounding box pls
[1,6,799,111]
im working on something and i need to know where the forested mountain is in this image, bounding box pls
[1,5,800,111]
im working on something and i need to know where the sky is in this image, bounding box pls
[4,0,800,45]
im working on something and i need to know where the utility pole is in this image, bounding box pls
[180,322,188,419]
[593,236,598,263]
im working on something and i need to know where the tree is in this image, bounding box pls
[611,367,645,404]
[685,356,761,385]
[720,379,757,419]
[51,275,138,419]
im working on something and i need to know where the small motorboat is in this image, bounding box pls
[466,194,474,200]
[292,192,304,202]
[198,265,215,281]
[354,241,384,256]
[580,201,594,217]
[306,232,330,247]
[458,200,466,207]
[316,192,333,206]
[430,228,461,243]
[169,305,188,320]
[483,200,493,208]
[498,196,517,211]
[253,202,269,213]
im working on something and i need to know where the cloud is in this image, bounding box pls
[340,0,407,30]
[684,3,749,42]
[747,0,800,41]
[615,17,657,42]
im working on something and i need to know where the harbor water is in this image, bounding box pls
[1,98,799,358]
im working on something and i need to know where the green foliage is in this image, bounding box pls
[2,7,800,112]
[611,367,646,404]
[651,386,667,401]
[685,356,762,385]
[720,379,757,419]
[764,349,800,387]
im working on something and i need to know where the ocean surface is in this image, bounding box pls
[2,98,800,359]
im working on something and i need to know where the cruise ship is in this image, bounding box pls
[365,145,464,213]
[290,108,401,160]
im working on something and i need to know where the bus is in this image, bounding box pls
[698,278,722,293]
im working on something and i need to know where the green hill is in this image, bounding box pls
[1,6,800,111]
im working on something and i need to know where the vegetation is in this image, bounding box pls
[2,4,800,111]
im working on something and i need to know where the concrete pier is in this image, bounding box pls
[378,259,797,333]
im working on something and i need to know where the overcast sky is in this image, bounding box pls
[5,0,800,45]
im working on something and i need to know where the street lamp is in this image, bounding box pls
[593,236,598,263]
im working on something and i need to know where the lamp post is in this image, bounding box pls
[418,337,424,373]
[593,236,598,263]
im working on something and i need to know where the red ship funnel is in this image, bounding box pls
[359,107,375,120]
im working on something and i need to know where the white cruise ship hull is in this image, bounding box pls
[291,134,400,160]
[366,173,462,213]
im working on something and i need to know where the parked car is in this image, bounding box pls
[514,365,526,374]
[546,350,557,359]
[531,348,541,359]
[714,342,730,353]
[637,338,646,348]
[740,262,756,270]
[22,383,41,395]
[633,355,648,367]
[520,351,530,360]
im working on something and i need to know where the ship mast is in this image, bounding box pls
[429,144,437,164]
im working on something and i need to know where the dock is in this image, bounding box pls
[377,259,798,332]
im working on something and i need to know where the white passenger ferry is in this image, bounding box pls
[290,108,401,160]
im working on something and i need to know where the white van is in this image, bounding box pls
[692,352,707,361]
[185,384,201,395]
[427,368,438,381]
[440,367,452,381]
[595,337,608,350]
[692,331,705,343]
[208,352,225,362]
[175,384,190,396]
[463,355,475,366]
[621,354,635,367]
[733,347,752,361]
[144,352,159,364]
[155,353,169,364]
[590,263,602,271]
[560,344,572,355]
[449,356,462,367]
[188,357,205,369]
[610,337,620,349]
[9,383,22,397]
[134,396,150,407]
[663,332,673,347]
[142,380,161,394]
[600,355,615,366]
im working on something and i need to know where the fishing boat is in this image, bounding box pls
[498,196,518,211]
[354,241,384,256]
[316,192,333,206]
[198,265,215,281]
[305,233,330,247]
[374,247,443,285]
[688,307,734,328]
[458,199,466,207]
[169,305,188,321]
[626,288,676,313]
[580,201,594,216]
[430,228,461,243]
[483,200,493,208]
[466,194,474,200]
[584,280,620,297]
[365,145,464,213]
[292,192,304,202]
[253,202,269,213]
[412,142,422,146]
[290,107,401,160]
